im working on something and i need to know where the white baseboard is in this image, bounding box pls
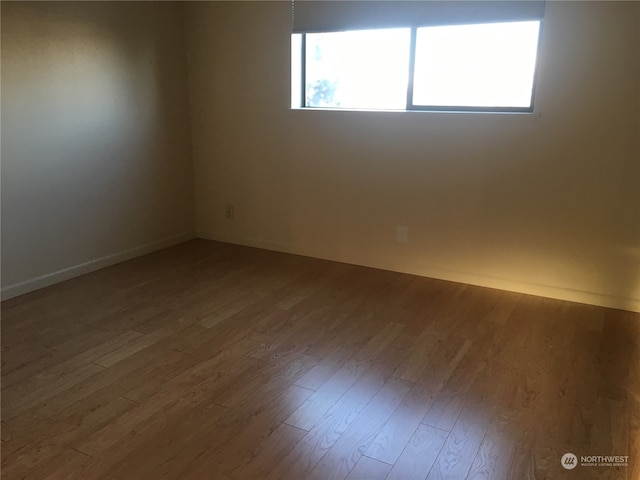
[5,229,637,313]
[197,231,640,313]
[1,232,195,301]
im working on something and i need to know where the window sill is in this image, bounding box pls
[290,106,539,116]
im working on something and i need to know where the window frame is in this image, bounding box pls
[294,21,543,114]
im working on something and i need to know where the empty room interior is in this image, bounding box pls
[1,1,639,479]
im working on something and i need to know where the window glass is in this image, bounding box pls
[305,28,411,110]
[412,21,541,108]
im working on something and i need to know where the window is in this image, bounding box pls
[412,22,541,109]
[304,28,411,110]
[292,21,541,112]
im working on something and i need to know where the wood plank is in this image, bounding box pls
[420,333,492,432]
[72,353,257,458]
[150,386,310,479]
[386,424,448,480]
[266,343,408,480]
[1,361,106,420]
[465,406,523,480]
[284,321,404,431]
[425,396,494,480]
[307,377,413,479]
[3,348,190,444]
[177,385,314,478]
[345,455,393,480]
[80,400,230,479]
[1,397,137,478]
[37,448,93,480]
[365,337,471,465]
[393,323,439,382]
[213,352,318,411]
[228,424,308,480]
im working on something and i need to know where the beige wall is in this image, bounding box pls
[1,1,195,297]
[187,1,640,312]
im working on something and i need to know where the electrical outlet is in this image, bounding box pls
[396,226,408,243]
[225,205,235,220]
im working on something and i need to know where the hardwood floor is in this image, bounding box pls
[1,239,638,480]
